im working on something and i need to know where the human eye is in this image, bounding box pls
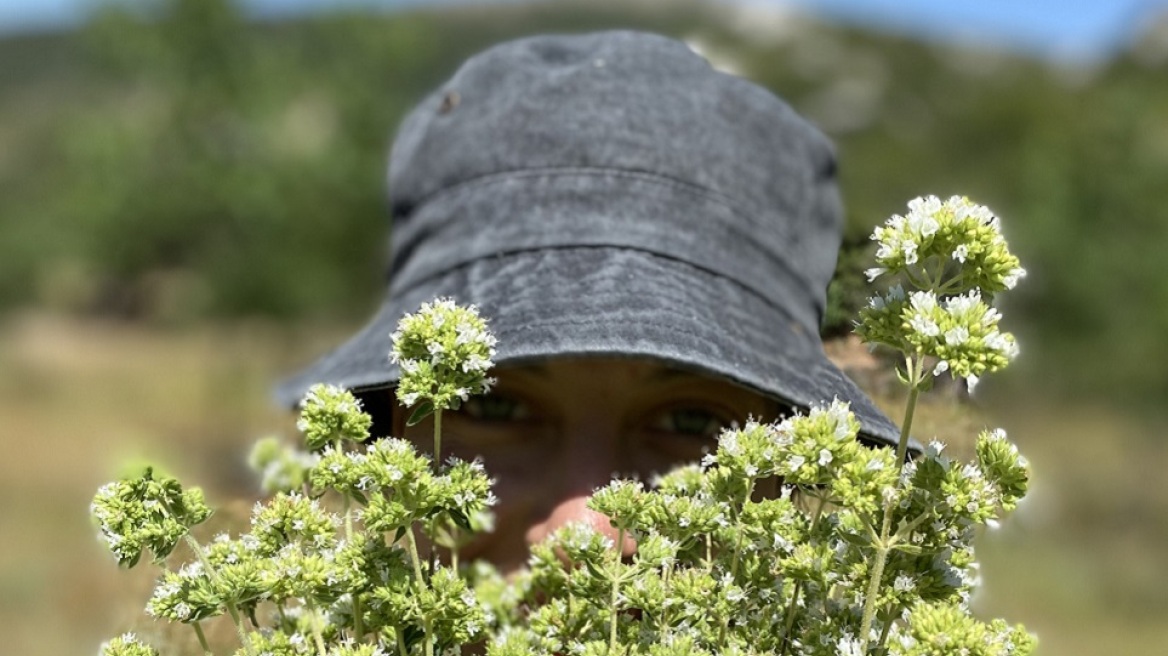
[458,393,532,423]
[647,405,732,439]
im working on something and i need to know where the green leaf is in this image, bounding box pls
[402,625,425,650]
[584,559,608,581]
[838,531,870,547]
[895,365,911,386]
[892,543,923,556]
[406,401,435,427]
[394,526,408,543]
[449,509,472,531]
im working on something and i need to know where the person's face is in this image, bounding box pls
[391,357,778,574]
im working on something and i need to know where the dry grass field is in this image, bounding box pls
[1,314,1164,655]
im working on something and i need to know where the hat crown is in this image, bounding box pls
[387,31,843,324]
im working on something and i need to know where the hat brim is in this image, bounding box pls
[275,246,907,449]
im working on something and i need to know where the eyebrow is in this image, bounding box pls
[501,363,551,378]
[501,362,701,383]
[646,367,698,382]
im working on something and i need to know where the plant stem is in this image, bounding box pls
[184,535,253,655]
[877,606,898,653]
[405,527,435,656]
[728,480,755,581]
[307,601,328,656]
[431,409,443,575]
[451,527,460,571]
[858,542,890,652]
[608,526,626,656]
[192,622,212,655]
[894,370,921,472]
[858,357,922,653]
[659,562,672,636]
[779,493,828,656]
[433,409,443,469]
[352,591,366,644]
[338,490,365,642]
[778,584,804,656]
[396,628,409,656]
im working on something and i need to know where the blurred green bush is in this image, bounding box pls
[2,0,1166,410]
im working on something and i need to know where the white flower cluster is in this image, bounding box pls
[858,196,1024,390]
[391,298,498,412]
[868,195,1026,294]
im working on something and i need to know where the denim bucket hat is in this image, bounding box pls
[276,30,903,447]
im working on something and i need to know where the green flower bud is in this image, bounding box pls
[975,428,1030,512]
[297,383,373,451]
[486,626,539,656]
[413,566,488,647]
[328,645,392,656]
[250,493,337,555]
[234,629,303,656]
[91,467,212,567]
[894,601,1034,656]
[146,560,220,623]
[204,533,272,609]
[249,436,318,494]
[100,633,159,656]
[772,400,862,486]
[588,480,648,532]
[707,420,780,480]
[309,445,367,496]
[859,289,1017,390]
[430,457,497,522]
[360,437,433,492]
[648,634,713,656]
[829,446,898,517]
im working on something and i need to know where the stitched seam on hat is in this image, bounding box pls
[395,168,821,311]
[391,243,819,334]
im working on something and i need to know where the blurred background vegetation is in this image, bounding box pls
[1,0,1166,654]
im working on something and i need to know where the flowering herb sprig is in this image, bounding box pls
[850,196,1032,653]
[860,196,1024,392]
[865,195,1025,295]
[390,297,497,425]
[95,208,1034,655]
[92,466,213,568]
[93,304,497,656]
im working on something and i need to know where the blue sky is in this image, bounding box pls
[2,0,1166,61]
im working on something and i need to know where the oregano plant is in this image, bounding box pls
[93,196,1035,656]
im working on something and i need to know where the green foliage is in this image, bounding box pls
[94,274,1035,654]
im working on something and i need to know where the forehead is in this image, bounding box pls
[495,357,774,403]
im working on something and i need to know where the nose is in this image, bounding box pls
[523,419,638,557]
[524,495,637,556]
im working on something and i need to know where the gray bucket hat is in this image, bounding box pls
[276,30,903,447]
